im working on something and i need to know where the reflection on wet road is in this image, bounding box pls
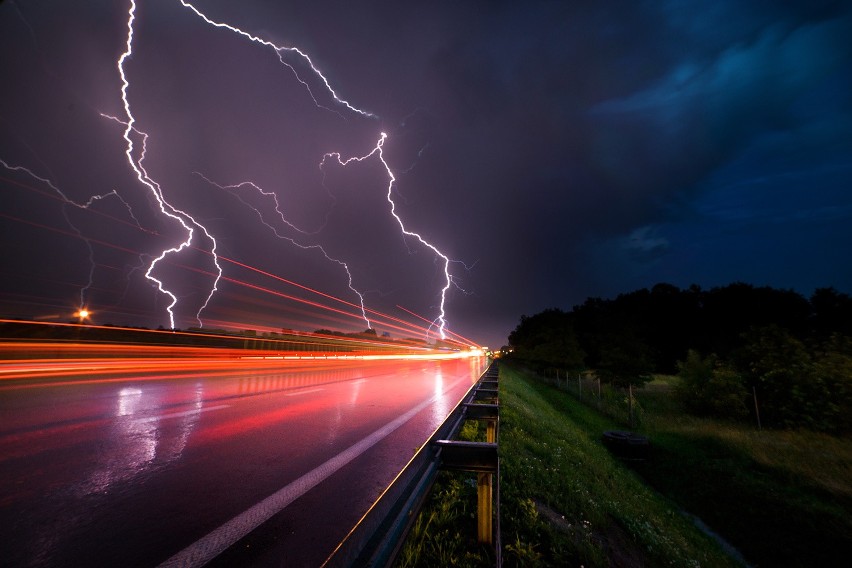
[0,355,488,567]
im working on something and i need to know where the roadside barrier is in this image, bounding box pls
[323,361,501,567]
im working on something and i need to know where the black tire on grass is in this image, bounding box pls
[602,430,650,460]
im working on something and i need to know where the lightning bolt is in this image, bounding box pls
[0,157,143,314]
[174,0,461,339]
[67,0,461,340]
[176,0,375,120]
[117,0,222,329]
[193,172,371,328]
[322,133,458,339]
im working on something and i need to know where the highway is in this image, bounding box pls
[0,352,489,567]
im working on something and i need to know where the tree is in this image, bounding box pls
[508,309,585,371]
[675,350,748,419]
[523,331,585,371]
[809,335,852,433]
[810,288,852,339]
[595,329,654,389]
[737,325,815,429]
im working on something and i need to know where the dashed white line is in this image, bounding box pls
[132,404,230,424]
[284,388,324,397]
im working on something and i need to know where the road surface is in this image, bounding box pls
[0,353,489,567]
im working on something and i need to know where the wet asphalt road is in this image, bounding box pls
[0,355,488,567]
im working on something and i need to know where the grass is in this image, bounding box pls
[639,376,852,502]
[497,364,740,567]
[397,365,743,567]
[398,364,852,566]
[630,377,852,567]
[395,420,495,567]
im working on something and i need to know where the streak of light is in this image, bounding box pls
[2,209,467,347]
[195,176,371,328]
[217,274,430,340]
[0,326,432,358]
[0,213,146,257]
[177,0,375,119]
[0,318,461,366]
[0,173,158,235]
[0,159,144,312]
[2,210,369,335]
[238,350,484,361]
[215,270,470,344]
[117,1,222,330]
[396,304,481,348]
[3,1,480,349]
[0,353,483,393]
[217,255,462,342]
[172,2,471,341]
[0,161,143,228]
[322,133,462,340]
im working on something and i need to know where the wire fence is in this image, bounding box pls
[525,366,644,429]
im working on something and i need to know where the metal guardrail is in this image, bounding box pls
[323,361,501,567]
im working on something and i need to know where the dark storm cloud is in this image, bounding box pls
[1,1,850,348]
[413,1,852,332]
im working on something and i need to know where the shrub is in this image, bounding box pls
[675,350,748,420]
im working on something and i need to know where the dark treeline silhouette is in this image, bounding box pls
[0,321,397,352]
[507,282,852,432]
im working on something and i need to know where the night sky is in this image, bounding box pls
[2,1,851,349]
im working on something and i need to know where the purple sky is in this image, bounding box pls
[2,0,851,348]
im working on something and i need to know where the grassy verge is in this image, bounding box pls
[530,369,852,567]
[397,364,742,567]
[631,377,852,567]
[498,364,740,567]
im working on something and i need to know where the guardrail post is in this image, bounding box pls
[323,362,501,567]
[477,472,493,544]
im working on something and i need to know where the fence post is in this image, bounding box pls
[628,384,634,429]
[752,386,762,431]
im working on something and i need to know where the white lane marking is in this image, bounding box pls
[284,388,324,397]
[156,381,462,568]
[132,405,230,424]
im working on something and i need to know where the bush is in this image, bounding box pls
[675,350,748,420]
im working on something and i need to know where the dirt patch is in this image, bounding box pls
[534,500,646,568]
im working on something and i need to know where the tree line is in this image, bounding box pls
[507,282,852,433]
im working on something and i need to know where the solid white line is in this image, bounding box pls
[156,388,452,568]
[132,404,230,424]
